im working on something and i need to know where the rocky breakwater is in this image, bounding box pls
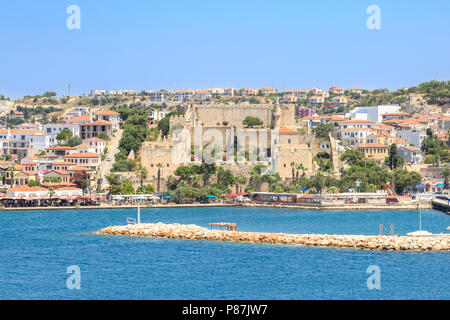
[96,223,450,251]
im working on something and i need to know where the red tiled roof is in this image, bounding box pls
[67,115,91,122]
[96,110,120,116]
[8,185,46,192]
[46,146,76,150]
[64,152,99,158]
[85,120,112,126]
[278,128,297,135]
[83,137,106,142]
[46,170,69,175]
[341,119,376,124]
[69,166,95,171]
[358,143,387,148]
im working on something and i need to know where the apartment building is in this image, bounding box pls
[96,110,120,131]
[79,120,112,139]
[83,137,106,154]
[175,90,195,101]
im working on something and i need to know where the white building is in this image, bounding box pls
[90,90,107,96]
[28,133,52,152]
[66,107,91,117]
[83,137,106,154]
[339,127,373,147]
[149,90,167,102]
[345,105,401,123]
[398,146,423,164]
[175,90,195,101]
[338,119,377,130]
[148,109,169,121]
[396,129,427,148]
[96,110,121,131]
[43,123,81,145]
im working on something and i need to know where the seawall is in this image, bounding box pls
[96,222,450,251]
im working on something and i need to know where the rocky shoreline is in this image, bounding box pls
[96,222,450,251]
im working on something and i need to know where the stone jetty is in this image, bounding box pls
[96,223,450,251]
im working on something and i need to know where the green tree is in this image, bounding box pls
[234,174,247,193]
[136,164,148,188]
[122,179,135,195]
[242,116,261,128]
[28,180,40,187]
[56,129,73,143]
[216,167,235,187]
[98,132,110,141]
[385,144,405,170]
[442,165,450,188]
[313,123,334,140]
[340,149,365,167]
[156,163,163,192]
[71,171,90,192]
[67,136,83,147]
[392,169,422,195]
[137,184,155,194]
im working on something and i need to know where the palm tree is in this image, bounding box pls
[235,175,247,193]
[290,162,295,181]
[156,163,163,192]
[191,174,203,188]
[442,165,450,188]
[136,164,148,188]
[296,164,306,180]
[166,175,177,191]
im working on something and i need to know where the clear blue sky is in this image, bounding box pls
[0,0,449,98]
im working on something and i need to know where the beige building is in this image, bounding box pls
[356,143,388,165]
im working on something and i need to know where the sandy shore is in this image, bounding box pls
[96,222,450,251]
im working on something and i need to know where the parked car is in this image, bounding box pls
[239,197,251,202]
[107,156,111,161]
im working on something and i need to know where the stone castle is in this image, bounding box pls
[140,102,341,187]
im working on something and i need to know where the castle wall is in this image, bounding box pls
[194,104,275,128]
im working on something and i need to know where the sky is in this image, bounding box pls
[0,0,449,99]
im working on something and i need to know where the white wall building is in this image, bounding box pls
[83,137,106,154]
[43,123,81,145]
[396,129,427,148]
[345,105,401,123]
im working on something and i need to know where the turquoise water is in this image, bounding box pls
[0,207,449,300]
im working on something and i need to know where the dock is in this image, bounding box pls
[431,198,450,214]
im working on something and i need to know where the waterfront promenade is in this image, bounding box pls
[0,201,432,211]
[97,222,450,251]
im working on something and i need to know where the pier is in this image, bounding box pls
[96,222,450,251]
[431,197,450,214]
[209,223,237,231]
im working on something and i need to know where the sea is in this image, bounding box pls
[0,207,448,299]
